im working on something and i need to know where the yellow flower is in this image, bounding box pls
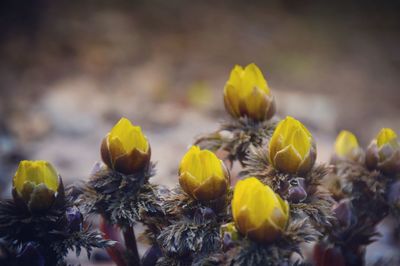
[232,177,289,243]
[269,116,316,174]
[101,117,151,174]
[334,130,360,159]
[223,63,275,121]
[13,160,60,212]
[179,146,229,201]
[366,128,400,174]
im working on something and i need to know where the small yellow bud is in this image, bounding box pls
[334,130,360,159]
[101,117,151,175]
[232,177,289,243]
[220,222,240,242]
[179,146,229,201]
[376,128,399,149]
[223,63,275,121]
[269,116,316,174]
[13,160,60,212]
[366,128,400,174]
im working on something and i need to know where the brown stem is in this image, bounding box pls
[99,216,127,266]
[123,226,141,266]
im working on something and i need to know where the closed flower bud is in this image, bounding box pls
[12,160,60,212]
[288,185,307,203]
[221,222,240,250]
[66,206,83,233]
[220,222,240,242]
[101,117,151,175]
[223,63,275,121]
[333,130,362,161]
[366,128,400,174]
[179,146,229,201]
[232,177,289,243]
[269,116,316,175]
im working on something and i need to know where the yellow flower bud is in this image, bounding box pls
[101,117,151,175]
[223,63,275,121]
[232,177,289,243]
[334,130,360,160]
[269,116,316,175]
[376,128,398,149]
[13,160,60,212]
[366,128,400,174]
[179,146,229,201]
[220,222,240,242]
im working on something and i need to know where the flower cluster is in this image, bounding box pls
[0,63,398,266]
[155,64,331,266]
[366,128,400,174]
[316,127,400,265]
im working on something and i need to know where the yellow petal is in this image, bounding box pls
[179,146,203,181]
[273,145,302,174]
[290,128,311,159]
[108,117,149,154]
[193,174,228,200]
[13,161,29,192]
[223,84,241,117]
[269,123,286,161]
[281,117,311,141]
[334,130,359,157]
[200,150,224,179]
[108,136,127,165]
[179,172,202,198]
[228,65,244,87]
[244,87,268,120]
[243,63,270,94]
[272,194,289,230]
[41,161,59,192]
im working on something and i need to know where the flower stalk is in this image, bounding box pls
[123,226,140,266]
[317,128,400,266]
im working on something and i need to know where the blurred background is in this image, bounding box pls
[0,0,399,264]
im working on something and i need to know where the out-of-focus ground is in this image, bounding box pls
[0,1,399,265]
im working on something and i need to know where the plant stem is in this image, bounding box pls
[99,216,127,266]
[123,226,141,266]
